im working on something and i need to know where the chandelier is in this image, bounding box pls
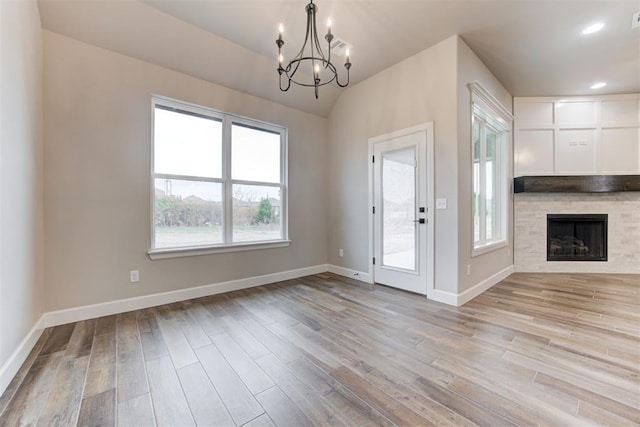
[276,0,351,99]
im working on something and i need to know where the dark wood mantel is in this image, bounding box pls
[514,175,640,193]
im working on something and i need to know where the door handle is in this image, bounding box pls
[413,218,426,224]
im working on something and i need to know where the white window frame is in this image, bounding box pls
[148,95,289,260]
[469,82,512,256]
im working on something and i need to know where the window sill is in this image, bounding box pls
[472,240,508,257]
[148,240,291,260]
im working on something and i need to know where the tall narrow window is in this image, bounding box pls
[151,96,287,256]
[469,83,511,254]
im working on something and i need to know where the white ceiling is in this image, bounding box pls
[38,0,640,117]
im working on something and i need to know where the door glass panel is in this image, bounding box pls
[382,147,416,271]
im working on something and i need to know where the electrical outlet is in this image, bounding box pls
[466,264,471,275]
[130,270,140,283]
[339,249,344,257]
[436,198,447,210]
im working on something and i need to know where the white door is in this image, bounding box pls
[372,124,433,295]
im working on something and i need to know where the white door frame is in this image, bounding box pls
[367,122,435,298]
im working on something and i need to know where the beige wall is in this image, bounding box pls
[0,0,45,369]
[328,35,460,293]
[327,35,513,296]
[456,37,513,292]
[43,31,328,311]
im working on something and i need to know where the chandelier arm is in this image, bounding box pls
[287,58,303,81]
[279,72,292,92]
[335,71,350,88]
[310,10,328,65]
[288,3,313,67]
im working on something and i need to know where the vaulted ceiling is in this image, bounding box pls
[38,0,640,117]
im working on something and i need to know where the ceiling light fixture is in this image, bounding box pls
[582,22,604,35]
[276,0,351,99]
[590,82,607,89]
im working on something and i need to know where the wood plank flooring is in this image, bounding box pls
[0,272,638,426]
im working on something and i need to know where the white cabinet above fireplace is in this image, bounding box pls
[514,94,640,176]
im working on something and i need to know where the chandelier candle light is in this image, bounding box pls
[276,0,351,99]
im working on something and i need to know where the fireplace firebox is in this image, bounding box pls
[547,214,608,261]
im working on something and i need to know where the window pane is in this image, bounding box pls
[485,159,496,241]
[473,121,481,244]
[473,162,480,244]
[232,124,280,183]
[473,120,481,159]
[154,178,222,248]
[232,184,282,242]
[154,107,222,178]
[485,129,498,241]
[382,147,416,271]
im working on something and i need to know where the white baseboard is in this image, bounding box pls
[429,265,514,307]
[457,265,514,306]
[42,264,328,328]
[0,262,512,397]
[327,264,373,284]
[0,264,328,398]
[0,314,46,396]
[428,289,459,306]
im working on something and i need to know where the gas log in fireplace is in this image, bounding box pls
[547,214,608,261]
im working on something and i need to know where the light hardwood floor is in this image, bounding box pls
[0,272,638,426]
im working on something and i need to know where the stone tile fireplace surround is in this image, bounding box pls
[515,192,640,273]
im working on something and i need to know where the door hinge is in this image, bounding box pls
[372,155,375,163]
[372,206,375,214]
[373,257,376,265]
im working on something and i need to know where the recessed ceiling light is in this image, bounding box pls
[582,22,605,35]
[590,82,607,89]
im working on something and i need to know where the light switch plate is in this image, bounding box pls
[436,198,447,210]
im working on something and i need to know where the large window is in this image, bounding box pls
[150,96,287,257]
[469,83,511,254]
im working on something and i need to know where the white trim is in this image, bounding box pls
[428,265,513,307]
[327,264,373,284]
[457,265,513,306]
[425,123,436,298]
[0,262,513,397]
[41,264,326,328]
[470,83,511,256]
[472,240,508,257]
[468,81,513,121]
[2,264,323,397]
[428,289,459,306]
[150,94,289,253]
[368,122,435,297]
[0,315,46,396]
[367,137,375,283]
[148,240,291,260]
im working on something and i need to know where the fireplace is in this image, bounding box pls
[547,214,608,261]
